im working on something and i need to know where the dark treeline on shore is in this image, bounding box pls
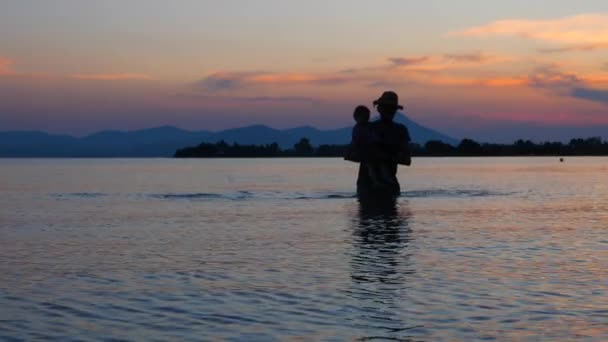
[174,137,608,158]
[174,138,341,158]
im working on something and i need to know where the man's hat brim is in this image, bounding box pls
[373,100,403,110]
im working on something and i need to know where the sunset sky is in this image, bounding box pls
[1,0,608,140]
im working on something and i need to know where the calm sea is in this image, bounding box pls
[0,157,606,341]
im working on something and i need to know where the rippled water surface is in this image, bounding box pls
[1,158,606,341]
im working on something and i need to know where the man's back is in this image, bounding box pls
[372,121,410,153]
[356,120,410,198]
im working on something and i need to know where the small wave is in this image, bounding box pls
[51,192,108,199]
[150,191,356,201]
[150,193,223,200]
[326,193,357,199]
[294,192,356,200]
[401,189,512,198]
[147,189,511,201]
[52,189,512,202]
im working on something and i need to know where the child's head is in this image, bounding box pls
[353,105,370,124]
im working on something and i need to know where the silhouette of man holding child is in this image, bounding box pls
[345,91,411,199]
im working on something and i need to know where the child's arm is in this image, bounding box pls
[344,144,360,162]
[344,127,360,162]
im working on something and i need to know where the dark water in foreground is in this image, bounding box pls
[0,158,606,341]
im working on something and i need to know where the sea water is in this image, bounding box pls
[0,157,606,341]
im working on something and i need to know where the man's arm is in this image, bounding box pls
[397,125,411,166]
[399,143,411,166]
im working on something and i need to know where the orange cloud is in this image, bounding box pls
[443,52,488,63]
[198,71,359,91]
[453,13,608,48]
[539,42,608,53]
[388,53,513,72]
[482,78,527,87]
[0,56,14,75]
[198,51,515,92]
[70,73,152,81]
[417,66,607,90]
[387,56,431,67]
[251,73,324,83]
[200,63,608,101]
[427,76,526,87]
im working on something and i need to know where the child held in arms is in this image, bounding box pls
[345,105,396,188]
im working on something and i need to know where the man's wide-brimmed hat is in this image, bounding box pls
[373,91,404,110]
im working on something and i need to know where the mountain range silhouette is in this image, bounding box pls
[0,114,456,157]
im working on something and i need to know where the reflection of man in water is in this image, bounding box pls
[350,199,412,284]
[348,199,415,339]
[356,91,412,199]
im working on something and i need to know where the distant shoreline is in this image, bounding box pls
[2,155,608,159]
[3,137,608,158]
[174,137,608,158]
